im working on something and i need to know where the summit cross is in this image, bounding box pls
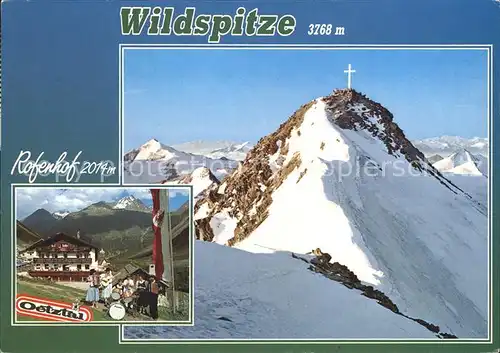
[344,64,356,89]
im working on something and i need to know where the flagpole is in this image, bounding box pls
[151,189,164,281]
[167,189,177,313]
[160,189,174,312]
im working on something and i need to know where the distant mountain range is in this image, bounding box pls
[123,135,488,187]
[127,136,487,165]
[18,195,184,264]
[171,140,251,158]
[172,141,252,161]
[411,136,488,158]
[123,139,238,184]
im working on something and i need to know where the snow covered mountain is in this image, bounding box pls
[431,149,488,207]
[205,142,253,161]
[412,136,488,158]
[171,140,242,155]
[433,149,488,176]
[112,195,150,212]
[194,89,488,338]
[168,167,220,198]
[52,211,70,219]
[171,140,253,161]
[123,139,238,183]
[140,136,489,167]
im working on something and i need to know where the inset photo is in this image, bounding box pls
[13,186,193,325]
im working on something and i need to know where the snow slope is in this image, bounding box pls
[124,241,436,339]
[170,167,220,198]
[123,139,238,184]
[433,149,488,176]
[443,174,488,209]
[196,90,488,338]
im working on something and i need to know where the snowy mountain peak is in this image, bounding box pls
[171,167,220,198]
[192,166,219,181]
[124,138,239,184]
[433,148,488,176]
[113,195,137,209]
[194,89,487,338]
[52,211,70,219]
[197,89,468,244]
[448,149,477,163]
[143,138,162,149]
[133,139,179,161]
[113,195,149,212]
[324,89,427,167]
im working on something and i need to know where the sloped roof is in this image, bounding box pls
[21,232,99,252]
[112,264,167,286]
[112,264,143,285]
[17,221,43,247]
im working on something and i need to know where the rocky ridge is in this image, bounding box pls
[195,89,474,245]
[291,253,457,339]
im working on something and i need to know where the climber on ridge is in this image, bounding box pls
[307,248,332,267]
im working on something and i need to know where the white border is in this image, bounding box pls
[118,44,493,344]
[11,184,195,327]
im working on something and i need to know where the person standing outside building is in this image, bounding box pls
[136,275,148,315]
[85,269,100,309]
[100,267,113,307]
[148,275,159,320]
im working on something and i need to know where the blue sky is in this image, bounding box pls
[123,49,488,151]
[16,188,190,219]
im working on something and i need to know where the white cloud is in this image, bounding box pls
[15,187,190,219]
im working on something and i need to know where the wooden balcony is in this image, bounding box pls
[33,258,92,264]
[37,248,92,254]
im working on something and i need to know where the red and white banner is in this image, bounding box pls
[16,294,93,322]
[151,189,174,284]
